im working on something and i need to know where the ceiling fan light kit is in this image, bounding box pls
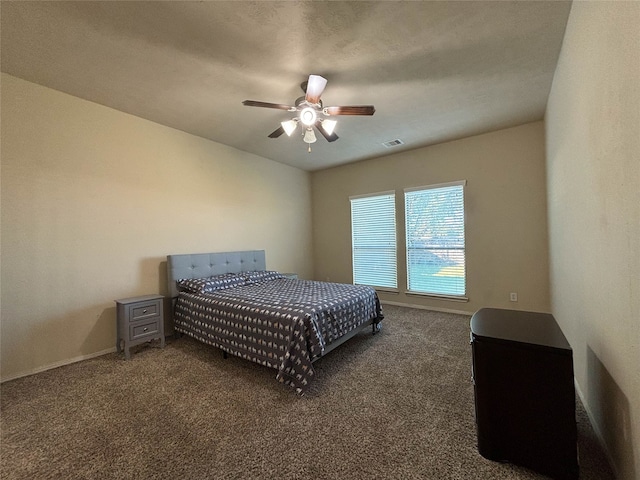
[242,74,375,153]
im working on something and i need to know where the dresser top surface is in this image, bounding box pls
[471,308,571,351]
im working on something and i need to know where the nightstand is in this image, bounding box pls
[115,294,165,359]
[282,273,298,279]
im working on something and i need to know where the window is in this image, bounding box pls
[350,192,397,289]
[404,181,466,297]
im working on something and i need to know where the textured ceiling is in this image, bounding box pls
[1,1,571,171]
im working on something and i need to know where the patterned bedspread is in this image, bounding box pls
[174,277,383,393]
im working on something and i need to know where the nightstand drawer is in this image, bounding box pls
[131,301,161,321]
[130,320,160,340]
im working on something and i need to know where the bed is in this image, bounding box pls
[167,250,383,393]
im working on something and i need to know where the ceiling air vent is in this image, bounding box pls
[382,139,404,148]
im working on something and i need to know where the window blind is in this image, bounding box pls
[405,182,466,296]
[350,192,397,289]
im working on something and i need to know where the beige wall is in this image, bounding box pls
[545,2,640,479]
[0,74,313,381]
[311,121,550,315]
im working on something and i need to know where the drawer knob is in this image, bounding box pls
[143,327,148,332]
[143,309,148,314]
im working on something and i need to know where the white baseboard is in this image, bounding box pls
[1,347,117,383]
[381,300,473,316]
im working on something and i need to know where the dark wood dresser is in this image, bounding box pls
[470,308,579,480]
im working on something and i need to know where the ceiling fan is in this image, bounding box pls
[242,75,375,151]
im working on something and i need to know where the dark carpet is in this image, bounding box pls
[1,305,615,479]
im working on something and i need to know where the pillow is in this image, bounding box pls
[203,273,247,292]
[244,270,285,284]
[176,277,211,294]
[177,273,246,294]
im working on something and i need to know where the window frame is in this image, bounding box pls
[404,180,467,301]
[349,191,398,291]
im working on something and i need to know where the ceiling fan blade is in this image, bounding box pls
[316,122,339,142]
[268,126,285,138]
[242,100,295,111]
[305,75,328,105]
[324,105,376,116]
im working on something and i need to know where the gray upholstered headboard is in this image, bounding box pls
[167,250,266,298]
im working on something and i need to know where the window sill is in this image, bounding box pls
[374,287,399,294]
[405,291,468,302]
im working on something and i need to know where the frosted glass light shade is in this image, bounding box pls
[322,119,337,135]
[303,128,317,144]
[281,120,297,136]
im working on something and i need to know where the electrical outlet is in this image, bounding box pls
[510,292,518,302]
